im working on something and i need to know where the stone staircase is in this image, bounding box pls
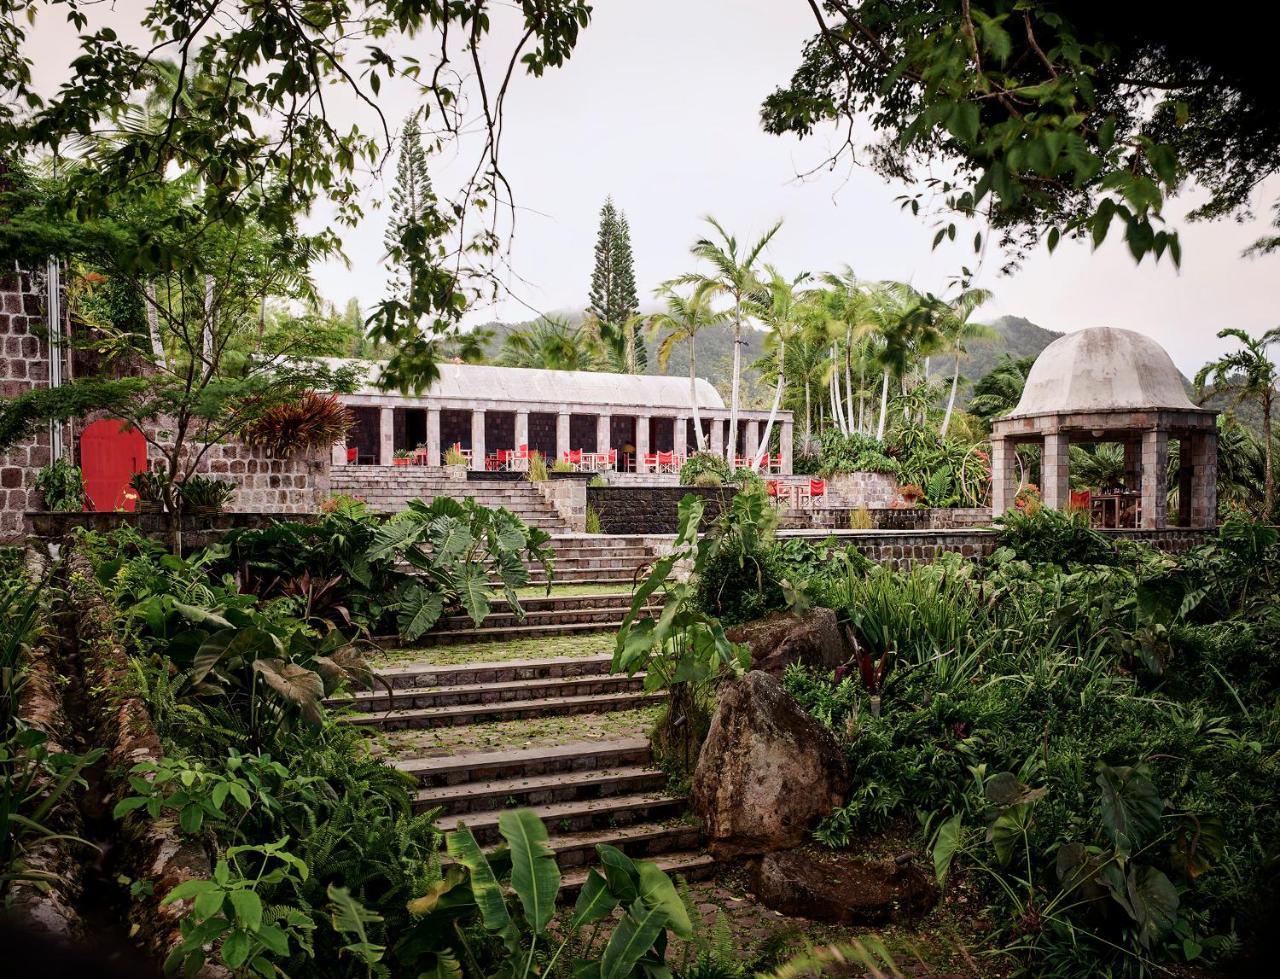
[345,594,713,892]
[331,465,571,531]
[416,592,662,645]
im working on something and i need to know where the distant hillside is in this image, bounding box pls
[931,315,1062,403]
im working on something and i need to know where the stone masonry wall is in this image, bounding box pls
[588,485,738,535]
[155,434,330,515]
[0,267,51,541]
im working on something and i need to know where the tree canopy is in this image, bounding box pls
[763,1,1280,267]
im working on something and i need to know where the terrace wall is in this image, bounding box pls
[588,485,737,535]
[0,267,52,541]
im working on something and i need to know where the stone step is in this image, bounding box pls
[441,822,703,875]
[344,689,665,730]
[433,791,687,845]
[376,654,614,690]
[494,592,639,613]
[430,604,654,633]
[413,764,668,815]
[345,672,646,712]
[541,555,654,570]
[413,619,629,645]
[394,738,652,787]
[522,568,646,585]
[561,851,715,895]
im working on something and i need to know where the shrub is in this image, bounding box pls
[525,451,548,481]
[692,471,722,487]
[584,505,602,534]
[176,474,236,513]
[816,430,900,478]
[241,391,353,457]
[34,458,85,511]
[679,451,730,485]
[443,445,467,466]
[995,505,1117,567]
[550,458,574,473]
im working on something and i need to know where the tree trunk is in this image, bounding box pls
[941,350,961,436]
[145,283,165,369]
[689,346,706,452]
[1264,388,1274,518]
[857,357,866,435]
[876,369,890,441]
[803,377,811,449]
[755,340,785,471]
[844,335,856,434]
[727,298,742,464]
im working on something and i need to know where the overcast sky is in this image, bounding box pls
[29,1,1280,376]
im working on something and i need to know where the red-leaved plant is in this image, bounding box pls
[242,391,353,457]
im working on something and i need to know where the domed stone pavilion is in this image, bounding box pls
[991,328,1218,529]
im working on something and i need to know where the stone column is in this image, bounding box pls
[743,419,759,468]
[1041,431,1070,511]
[1140,429,1169,529]
[990,435,1018,517]
[709,417,724,458]
[780,419,794,475]
[378,406,394,466]
[556,412,571,461]
[426,407,441,467]
[331,442,347,467]
[674,416,688,458]
[635,415,650,473]
[1189,429,1218,528]
[515,410,529,451]
[470,410,486,469]
[596,414,611,459]
[1123,439,1141,491]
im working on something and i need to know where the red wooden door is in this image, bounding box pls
[81,419,147,512]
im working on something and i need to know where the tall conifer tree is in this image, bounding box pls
[586,196,643,371]
[385,113,436,321]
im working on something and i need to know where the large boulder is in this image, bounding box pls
[725,608,847,677]
[691,671,850,858]
[752,849,939,924]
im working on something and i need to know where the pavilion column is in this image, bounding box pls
[1140,429,1169,529]
[515,410,529,451]
[1123,439,1141,491]
[470,410,485,469]
[1041,432,1070,510]
[556,411,571,461]
[674,416,688,459]
[378,406,394,466]
[709,417,724,458]
[990,436,1018,516]
[780,420,794,475]
[635,415,650,473]
[596,414,611,459]
[1189,429,1218,528]
[426,407,441,467]
[743,419,759,468]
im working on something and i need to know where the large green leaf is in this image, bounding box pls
[600,903,669,979]
[252,659,325,726]
[932,813,963,883]
[172,600,233,629]
[498,809,560,934]
[367,514,423,560]
[636,860,692,938]
[429,515,474,563]
[445,826,511,934]
[595,844,640,902]
[1096,764,1163,855]
[570,869,620,929]
[397,583,446,641]
[456,566,492,627]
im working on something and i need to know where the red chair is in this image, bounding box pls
[644,452,658,470]
[606,449,618,468]
[809,478,826,501]
[569,449,583,467]
[1069,489,1091,511]
[495,449,512,469]
[345,446,357,464]
[771,452,783,473]
[658,451,674,472]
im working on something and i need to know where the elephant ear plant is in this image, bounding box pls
[612,494,749,771]
[367,496,554,641]
[404,809,693,977]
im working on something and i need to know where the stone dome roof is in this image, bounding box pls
[1006,328,1199,418]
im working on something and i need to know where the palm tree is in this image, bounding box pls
[814,267,876,436]
[676,217,781,461]
[745,266,810,468]
[498,316,607,372]
[969,355,1036,424]
[937,288,996,436]
[648,284,726,452]
[1196,327,1280,516]
[866,282,937,440]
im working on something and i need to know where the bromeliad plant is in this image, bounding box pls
[367,496,554,641]
[613,494,750,770]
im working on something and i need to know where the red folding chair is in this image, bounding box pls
[569,448,583,468]
[346,446,357,464]
[607,449,618,469]
[771,453,783,473]
[809,478,826,504]
[644,452,658,470]
[658,451,674,472]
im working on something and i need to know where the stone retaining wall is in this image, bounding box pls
[26,510,316,552]
[828,470,899,506]
[0,267,53,540]
[588,485,737,535]
[792,506,992,531]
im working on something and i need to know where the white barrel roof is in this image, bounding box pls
[1006,327,1199,418]
[328,359,726,411]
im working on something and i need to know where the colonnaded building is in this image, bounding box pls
[326,359,795,476]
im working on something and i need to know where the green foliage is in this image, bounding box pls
[33,458,85,512]
[995,505,1117,567]
[815,429,899,478]
[678,451,731,486]
[176,474,235,513]
[587,197,644,372]
[525,452,549,482]
[368,496,553,640]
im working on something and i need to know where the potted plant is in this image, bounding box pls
[129,469,168,514]
[34,459,86,512]
[899,483,925,507]
[393,449,412,467]
[177,475,236,516]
